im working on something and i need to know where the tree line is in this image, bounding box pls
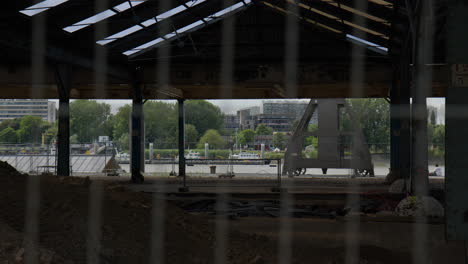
[0,100,226,149]
[0,99,445,155]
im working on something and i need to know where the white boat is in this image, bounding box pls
[231,152,259,159]
[185,151,201,159]
[115,152,130,163]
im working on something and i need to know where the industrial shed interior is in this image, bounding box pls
[1,0,468,263]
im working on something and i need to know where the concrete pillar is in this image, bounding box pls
[261,144,265,159]
[178,99,185,177]
[446,0,468,240]
[55,66,70,177]
[149,143,154,162]
[131,70,144,183]
[205,143,209,159]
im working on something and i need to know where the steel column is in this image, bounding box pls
[388,52,411,183]
[55,66,70,177]
[131,69,145,183]
[446,0,468,240]
[178,99,186,177]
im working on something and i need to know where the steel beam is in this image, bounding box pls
[178,99,186,178]
[130,69,145,183]
[446,0,468,240]
[388,0,411,184]
[55,65,70,177]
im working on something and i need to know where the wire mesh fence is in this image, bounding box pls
[0,0,457,263]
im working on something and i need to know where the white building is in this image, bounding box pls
[0,99,57,122]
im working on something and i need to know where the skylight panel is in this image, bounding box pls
[19,0,70,16]
[97,25,143,45]
[63,0,146,33]
[123,38,164,56]
[98,0,208,45]
[346,34,388,53]
[114,0,145,12]
[176,20,204,34]
[210,1,245,17]
[123,0,252,57]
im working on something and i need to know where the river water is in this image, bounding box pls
[120,164,445,178]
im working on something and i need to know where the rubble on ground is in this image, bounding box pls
[388,179,409,194]
[0,161,274,264]
[395,196,444,217]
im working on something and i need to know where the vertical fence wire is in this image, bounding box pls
[86,181,104,264]
[278,1,299,263]
[24,6,47,264]
[345,0,368,263]
[412,1,434,263]
[86,0,110,262]
[149,0,172,263]
[150,180,167,263]
[215,0,237,262]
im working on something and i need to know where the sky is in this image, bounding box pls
[83,98,446,115]
[50,98,446,124]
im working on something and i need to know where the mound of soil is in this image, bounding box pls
[0,163,273,264]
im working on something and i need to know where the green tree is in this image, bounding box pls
[197,129,225,149]
[308,124,318,133]
[70,134,79,144]
[144,101,177,147]
[116,133,129,151]
[273,132,287,149]
[0,118,21,131]
[112,104,131,141]
[429,109,437,125]
[255,124,273,135]
[185,124,199,148]
[42,123,57,145]
[185,100,224,136]
[238,129,255,146]
[341,99,390,152]
[70,100,112,143]
[428,124,445,147]
[17,116,46,143]
[0,127,17,143]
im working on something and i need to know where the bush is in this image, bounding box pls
[145,149,234,159]
[145,149,286,159]
[265,152,284,159]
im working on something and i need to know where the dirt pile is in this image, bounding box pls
[0,220,70,264]
[0,161,24,177]
[0,163,274,264]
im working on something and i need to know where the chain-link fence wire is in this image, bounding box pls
[24,6,47,263]
[345,0,367,262]
[411,1,435,263]
[20,0,446,263]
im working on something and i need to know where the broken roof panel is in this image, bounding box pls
[63,0,146,33]
[320,0,389,24]
[98,0,208,45]
[123,0,252,57]
[261,0,389,55]
[19,0,70,16]
[346,34,388,54]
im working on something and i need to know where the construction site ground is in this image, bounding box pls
[0,161,463,264]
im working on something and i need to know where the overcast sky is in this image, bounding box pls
[84,98,445,114]
[52,98,445,115]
